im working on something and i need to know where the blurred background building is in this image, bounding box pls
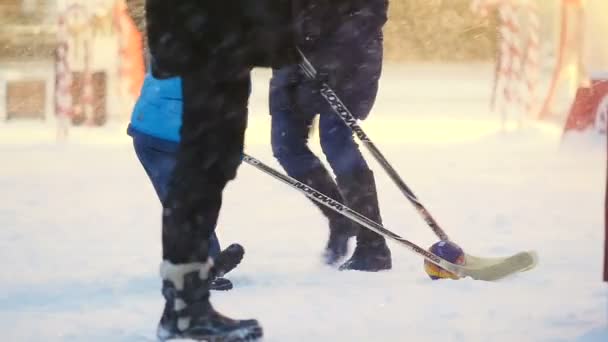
[0,0,143,126]
[0,0,606,135]
[0,0,58,122]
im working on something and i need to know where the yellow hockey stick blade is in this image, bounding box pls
[457,251,538,281]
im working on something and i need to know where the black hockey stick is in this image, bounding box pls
[297,49,450,241]
[242,153,537,281]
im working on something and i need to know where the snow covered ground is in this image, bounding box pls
[0,65,607,341]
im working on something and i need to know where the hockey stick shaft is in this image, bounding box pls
[297,49,450,241]
[242,153,449,270]
[243,153,537,281]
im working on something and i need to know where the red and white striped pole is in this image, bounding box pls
[55,3,93,137]
[55,12,73,140]
[82,38,94,125]
[521,1,540,117]
[472,0,541,128]
[498,2,522,128]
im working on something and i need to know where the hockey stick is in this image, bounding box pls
[297,51,538,270]
[243,153,537,281]
[297,49,450,241]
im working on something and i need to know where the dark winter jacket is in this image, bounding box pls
[286,0,388,91]
[145,0,299,79]
[293,0,389,51]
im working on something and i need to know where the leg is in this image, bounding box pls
[163,69,252,262]
[270,67,357,264]
[132,139,239,291]
[270,67,322,176]
[158,71,261,341]
[318,38,391,272]
[131,138,223,260]
[319,111,391,272]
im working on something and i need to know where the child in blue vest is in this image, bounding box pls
[128,74,244,291]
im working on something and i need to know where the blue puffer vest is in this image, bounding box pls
[127,73,182,150]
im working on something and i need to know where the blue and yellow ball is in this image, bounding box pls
[424,241,465,280]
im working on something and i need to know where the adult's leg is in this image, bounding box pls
[159,70,261,340]
[318,36,391,272]
[318,106,391,272]
[270,67,357,264]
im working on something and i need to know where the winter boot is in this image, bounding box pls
[297,166,358,265]
[157,260,263,342]
[210,243,245,291]
[337,169,392,272]
[322,215,357,265]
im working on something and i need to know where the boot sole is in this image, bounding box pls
[339,257,392,272]
[209,278,234,291]
[160,325,263,342]
[339,265,392,272]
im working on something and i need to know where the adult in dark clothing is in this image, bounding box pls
[270,0,392,271]
[141,0,298,340]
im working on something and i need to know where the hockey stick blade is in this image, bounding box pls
[297,51,538,279]
[243,154,538,281]
[459,251,538,281]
